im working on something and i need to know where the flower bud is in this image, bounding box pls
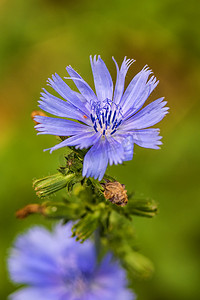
[33,172,76,198]
[72,210,101,242]
[43,201,83,220]
[126,198,158,218]
[123,250,154,279]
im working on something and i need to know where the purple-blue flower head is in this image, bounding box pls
[8,223,134,300]
[35,56,168,180]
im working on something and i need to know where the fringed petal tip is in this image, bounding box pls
[43,147,52,153]
[112,56,136,67]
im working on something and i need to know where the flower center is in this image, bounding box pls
[90,99,123,136]
[63,268,90,296]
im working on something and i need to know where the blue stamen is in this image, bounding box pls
[90,99,123,136]
[111,129,117,135]
[97,115,102,128]
[112,111,117,123]
[105,121,108,130]
[90,114,95,123]
[102,112,105,124]
[94,123,98,132]
[105,107,109,118]
[108,111,112,124]
[116,119,122,128]
[111,120,118,130]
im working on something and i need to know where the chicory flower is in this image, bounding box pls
[35,56,168,180]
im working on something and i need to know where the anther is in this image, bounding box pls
[108,111,112,124]
[105,121,108,130]
[111,129,117,135]
[97,115,102,128]
[116,119,122,128]
[102,112,105,124]
[90,114,95,123]
[111,120,117,130]
[112,111,116,123]
[93,123,98,132]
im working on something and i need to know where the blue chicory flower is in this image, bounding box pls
[8,223,134,300]
[35,56,168,180]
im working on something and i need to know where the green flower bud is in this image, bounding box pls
[126,198,158,218]
[123,249,154,279]
[43,201,83,220]
[72,210,101,242]
[33,172,76,198]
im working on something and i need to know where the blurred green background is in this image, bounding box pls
[0,0,200,299]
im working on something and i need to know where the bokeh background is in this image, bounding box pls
[1,0,200,299]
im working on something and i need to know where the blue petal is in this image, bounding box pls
[115,290,135,300]
[113,134,134,161]
[90,55,113,102]
[92,254,134,300]
[82,136,128,180]
[106,136,125,165]
[121,98,169,130]
[122,135,134,161]
[131,128,162,149]
[82,138,108,180]
[9,287,66,300]
[124,75,159,120]
[97,254,124,279]
[46,132,101,153]
[112,57,135,104]
[39,89,91,124]
[8,227,62,286]
[74,242,96,276]
[66,65,97,102]
[34,116,91,136]
[87,289,132,300]
[120,66,159,116]
[47,73,89,115]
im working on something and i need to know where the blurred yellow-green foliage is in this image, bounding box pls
[1,0,200,299]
